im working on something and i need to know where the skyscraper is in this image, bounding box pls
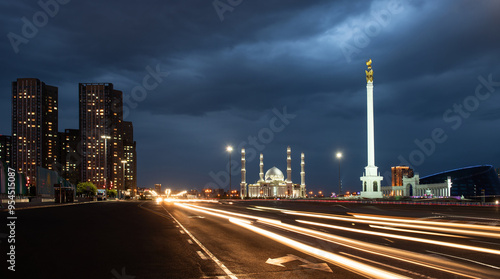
[79,83,124,189]
[12,78,58,188]
[122,121,137,192]
[58,129,81,185]
[0,135,12,166]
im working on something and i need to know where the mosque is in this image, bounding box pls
[240,146,306,198]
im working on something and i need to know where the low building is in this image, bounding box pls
[381,165,500,198]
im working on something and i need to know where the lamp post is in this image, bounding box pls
[226,146,233,198]
[336,152,342,196]
[121,160,127,199]
[101,135,111,191]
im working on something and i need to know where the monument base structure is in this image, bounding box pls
[360,166,383,198]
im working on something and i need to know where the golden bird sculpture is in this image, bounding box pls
[365,59,373,82]
[366,59,372,69]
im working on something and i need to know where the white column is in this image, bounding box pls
[259,154,264,181]
[300,152,305,198]
[367,82,375,168]
[240,148,247,199]
[287,146,292,182]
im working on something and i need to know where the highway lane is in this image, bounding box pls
[1,200,499,278]
[156,199,500,279]
[1,201,232,279]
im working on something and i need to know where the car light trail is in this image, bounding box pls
[351,213,500,232]
[277,209,500,239]
[176,203,409,278]
[229,218,409,279]
[257,218,485,278]
[367,225,466,238]
[297,219,500,256]
[174,203,499,278]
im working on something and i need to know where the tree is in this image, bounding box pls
[107,189,117,198]
[77,182,97,197]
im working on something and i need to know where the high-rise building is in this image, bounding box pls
[58,129,81,185]
[391,166,414,186]
[12,78,58,187]
[154,184,161,194]
[122,121,137,192]
[79,83,124,190]
[0,135,12,166]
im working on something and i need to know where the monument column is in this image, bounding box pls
[300,152,306,198]
[240,148,247,199]
[360,59,383,198]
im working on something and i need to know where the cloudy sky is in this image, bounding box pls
[1,0,499,194]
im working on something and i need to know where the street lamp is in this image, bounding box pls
[121,160,127,199]
[336,152,342,196]
[101,135,111,190]
[226,146,233,198]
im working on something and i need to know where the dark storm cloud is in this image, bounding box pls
[1,0,499,192]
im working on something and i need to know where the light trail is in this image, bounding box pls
[426,250,500,270]
[297,219,500,256]
[229,218,409,279]
[368,225,468,238]
[175,203,409,278]
[275,209,500,239]
[351,213,500,232]
[174,203,499,278]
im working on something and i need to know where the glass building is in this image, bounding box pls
[420,165,500,198]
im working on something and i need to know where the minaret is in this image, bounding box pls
[360,59,383,198]
[286,146,292,182]
[259,153,264,181]
[300,152,306,198]
[240,148,247,199]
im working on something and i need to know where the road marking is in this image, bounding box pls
[471,240,500,246]
[197,251,208,260]
[180,230,185,234]
[161,204,238,279]
[187,239,193,245]
[426,250,500,270]
[266,254,332,273]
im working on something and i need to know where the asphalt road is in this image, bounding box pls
[1,200,499,278]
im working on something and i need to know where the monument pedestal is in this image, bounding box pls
[360,166,383,198]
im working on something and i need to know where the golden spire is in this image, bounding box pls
[365,59,373,82]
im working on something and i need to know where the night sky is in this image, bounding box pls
[1,0,499,194]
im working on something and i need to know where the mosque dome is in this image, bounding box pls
[265,167,284,181]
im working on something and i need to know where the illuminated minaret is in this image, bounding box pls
[259,153,264,181]
[360,59,383,198]
[286,146,292,182]
[300,152,306,198]
[240,148,247,199]
[286,146,293,196]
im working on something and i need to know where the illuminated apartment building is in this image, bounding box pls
[11,78,58,187]
[122,121,137,191]
[0,135,12,166]
[79,83,124,189]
